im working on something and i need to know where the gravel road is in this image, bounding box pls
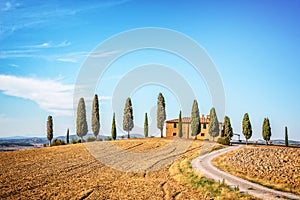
[191,145,300,200]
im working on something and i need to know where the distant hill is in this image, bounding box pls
[0,133,145,151]
[231,139,300,147]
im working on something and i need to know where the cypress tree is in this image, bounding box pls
[92,94,100,139]
[223,116,233,140]
[208,107,219,141]
[157,93,166,138]
[144,113,148,138]
[178,111,182,138]
[66,128,69,144]
[242,113,252,145]
[76,97,88,142]
[262,118,271,145]
[123,97,134,139]
[191,100,200,137]
[285,126,288,147]
[111,113,117,140]
[47,115,53,146]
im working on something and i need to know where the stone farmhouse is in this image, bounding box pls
[165,114,223,140]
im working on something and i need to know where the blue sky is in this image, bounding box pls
[0,0,299,140]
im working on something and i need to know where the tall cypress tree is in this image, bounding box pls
[157,93,166,138]
[123,97,134,139]
[285,126,288,147]
[178,110,182,138]
[111,113,117,140]
[47,115,53,146]
[242,113,252,145]
[92,94,100,139]
[223,116,233,140]
[191,100,200,137]
[208,107,219,141]
[66,128,69,144]
[144,113,148,138]
[76,97,88,142]
[262,118,271,145]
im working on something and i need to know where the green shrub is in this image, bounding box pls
[96,137,103,141]
[51,138,66,146]
[105,136,112,141]
[87,136,96,142]
[217,137,230,145]
[43,143,48,147]
[71,137,77,144]
[233,185,239,191]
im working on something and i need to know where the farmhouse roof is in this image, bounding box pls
[166,115,210,123]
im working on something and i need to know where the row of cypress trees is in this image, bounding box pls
[47,93,287,146]
[75,93,166,141]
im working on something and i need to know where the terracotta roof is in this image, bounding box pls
[166,116,209,123]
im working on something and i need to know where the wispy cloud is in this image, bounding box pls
[9,63,18,67]
[0,75,74,116]
[0,49,39,59]
[1,1,21,12]
[56,58,77,63]
[2,1,11,11]
[56,50,119,63]
[0,41,72,59]
[21,41,71,49]
[0,1,131,39]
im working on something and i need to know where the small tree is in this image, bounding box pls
[66,128,69,144]
[144,113,148,138]
[285,126,288,147]
[223,116,233,140]
[111,113,117,140]
[47,115,53,146]
[92,94,100,139]
[208,107,219,141]
[123,97,134,139]
[76,97,88,142]
[242,113,252,145]
[157,93,166,138]
[191,100,200,137]
[262,118,271,145]
[178,111,182,138]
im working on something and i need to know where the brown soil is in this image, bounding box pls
[213,145,300,195]
[0,138,206,200]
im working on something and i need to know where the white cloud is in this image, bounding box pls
[0,75,112,116]
[57,58,77,63]
[9,63,18,67]
[3,1,12,11]
[21,40,71,49]
[0,75,74,116]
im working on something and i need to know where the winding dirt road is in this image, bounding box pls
[191,145,300,200]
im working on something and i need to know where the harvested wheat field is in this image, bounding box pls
[213,145,300,195]
[0,138,255,200]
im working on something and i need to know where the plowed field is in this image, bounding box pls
[0,138,206,199]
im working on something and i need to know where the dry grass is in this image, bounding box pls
[169,142,258,200]
[212,145,300,195]
[0,138,256,199]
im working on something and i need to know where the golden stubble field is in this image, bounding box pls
[0,138,209,200]
[213,145,300,195]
